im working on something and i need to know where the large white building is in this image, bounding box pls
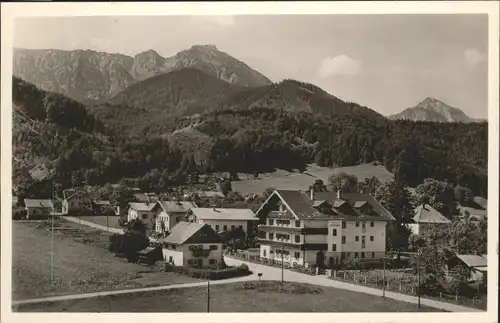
[161,222,224,268]
[186,207,259,234]
[255,189,395,268]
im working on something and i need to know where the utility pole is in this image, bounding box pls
[207,279,210,313]
[51,179,55,284]
[417,250,421,309]
[281,238,284,284]
[382,256,386,298]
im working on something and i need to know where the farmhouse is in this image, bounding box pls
[447,254,487,283]
[256,189,395,268]
[154,200,197,234]
[186,207,258,235]
[161,222,224,268]
[62,189,92,215]
[127,202,157,235]
[409,204,451,235]
[24,199,53,219]
[91,200,114,215]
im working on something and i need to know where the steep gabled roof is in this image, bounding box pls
[129,202,156,212]
[269,190,392,221]
[163,222,206,244]
[24,199,53,208]
[413,204,451,224]
[155,200,197,214]
[63,189,87,200]
[456,254,487,269]
[190,208,258,221]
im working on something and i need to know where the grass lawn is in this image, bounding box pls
[232,163,395,195]
[12,220,198,300]
[15,281,445,312]
[79,215,122,229]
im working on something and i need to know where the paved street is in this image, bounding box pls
[223,257,483,313]
[62,216,124,234]
[32,218,481,313]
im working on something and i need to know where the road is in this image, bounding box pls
[223,257,482,313]
[36,218,481,313]
[13,255,481,312]
[61,216,124,234]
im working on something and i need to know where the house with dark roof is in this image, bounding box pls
[153,200,197,234]
[409,204,451,235]
[24,199,53,219]
[255,188,395,268]
[186,207,258,235]
[62,189,92,215]
[161,222,223,268]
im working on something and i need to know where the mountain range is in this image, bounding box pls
[13,45,272,104]
[388,97,482,123]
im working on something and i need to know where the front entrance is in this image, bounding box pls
[197,258,203,268]
[316,250,325,267]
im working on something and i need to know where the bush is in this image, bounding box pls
[12,209,26,220]
[174,264,252,280]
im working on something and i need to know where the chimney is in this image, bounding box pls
[310,188,314,200]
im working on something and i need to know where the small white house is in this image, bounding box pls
[62,189,92,215]
[154,200,197,234]
[449,254,487,283]
[186,207,258,234]
[127,202,157,235]
[24,199,53,219]
[409,204,451,235]
[161,222,224,268]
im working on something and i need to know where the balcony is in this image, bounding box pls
[268,211,294,219]
[300,227,328,235]
[258,239,327,251]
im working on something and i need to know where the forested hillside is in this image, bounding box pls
[13,75,488,200]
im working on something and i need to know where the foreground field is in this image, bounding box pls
[232,163,395,195]
[12,221,197,300]
[15,281,445,312]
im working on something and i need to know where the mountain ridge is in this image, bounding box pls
[389,97,478,123]
[13,45,272,103]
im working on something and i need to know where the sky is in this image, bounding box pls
[14,14,489,118]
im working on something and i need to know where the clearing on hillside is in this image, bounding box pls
[232,163,394,196]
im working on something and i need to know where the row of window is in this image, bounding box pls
[187,259,218,265]
[214,224,243,231]
[268,233,301,243]
[340,221,375,229]
[263,249,300,259]
[163,244,218,250]
[268,219,301,227]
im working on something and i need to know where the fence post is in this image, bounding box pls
[364,276,367,285]
[399,281,402,291]
[439,292,442,299]
[411,286,414,294]
[455,294,458,302]
[334,270,337,278]
[386,281,390,290]
[354,271,357,283]
[472,297,475,305]
[343,271,346,280]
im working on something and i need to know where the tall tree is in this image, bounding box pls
[374,180,414,251]
[415,178,457,219]
[328,172,358,193]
